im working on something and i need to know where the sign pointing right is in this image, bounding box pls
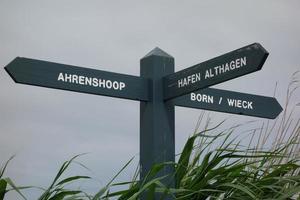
[173,88,282,119]
[164,43,269,100]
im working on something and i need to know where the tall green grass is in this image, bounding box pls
[1,72,299,199]
[0,156,29,200]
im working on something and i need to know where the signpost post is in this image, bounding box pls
[4,43,282,199]
[140,48,175,199]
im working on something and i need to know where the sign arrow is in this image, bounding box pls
[4,47,282,192]
[164,43,269,100]
[5,57,149,101]
[173,87,283,119]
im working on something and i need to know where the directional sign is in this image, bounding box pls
[173,87,282,119]
[4,45,283,200]
[164,43,269,100]
[5,57,149,101]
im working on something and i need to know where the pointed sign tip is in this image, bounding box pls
[268,99,283,119]
[251,43,269,71]
[4,65,17,83]
[142,47,173,59]
[253,42,269,55]
[4,57,24,84]
[276,99,284,116]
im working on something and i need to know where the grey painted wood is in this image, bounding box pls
[164,43,269,100]
[140,47,175,199]
[173,88,282,119]
[5,57,149,101]
[3,44,283,200]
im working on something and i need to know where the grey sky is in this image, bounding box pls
[0,0,299,199]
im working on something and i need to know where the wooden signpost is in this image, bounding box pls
[4,43,282,200]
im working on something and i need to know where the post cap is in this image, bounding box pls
[142,47,173,59]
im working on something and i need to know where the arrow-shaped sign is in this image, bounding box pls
[4,46,283,193]
[5,57,149,101]
[164,43,269,100]
[173,88,282,119]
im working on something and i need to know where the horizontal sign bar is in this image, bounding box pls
[173,88,282,119]
[164,43,269,100]
[5,57,149,101]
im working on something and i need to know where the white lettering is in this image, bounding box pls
[219,65,224,74]
[120,82,125,90]
[72,74,78,84]
[230,61,235,70]
[85,77,92,86]
[205,70,210,79]
[183,78,188,86]
[65,74,72,82]
[236,99,242,108]
[235,58,240,68]
[227,98,235,107]
[248,101,253,109]
[241,57,247,66]
[106,80,112,89]
[99,79,106,88]
[187,75,192,85]
[112,81,119,90]
[178,79,183,88]
[178,73,201,88]
[227,98,254,110]
[58,73,64,81]
[191,93,196,101]
[56,73,126,91]
[195,73,201,82]
[92,78,98,87]
[206,57,248,80]
[191,93,214,104]
[224,63,230,72]
[79,76,85,85]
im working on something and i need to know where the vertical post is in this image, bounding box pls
[140,47,175,199]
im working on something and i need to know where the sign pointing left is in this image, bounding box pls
[5,57,149,101]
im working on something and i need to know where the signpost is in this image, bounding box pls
[173,87,282,119]
[163,43,268,100]
[4,43,282,199]
[5,57,149,101]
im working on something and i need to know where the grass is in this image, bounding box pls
[1,72,300,200]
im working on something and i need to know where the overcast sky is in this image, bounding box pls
[0,0,299,199]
